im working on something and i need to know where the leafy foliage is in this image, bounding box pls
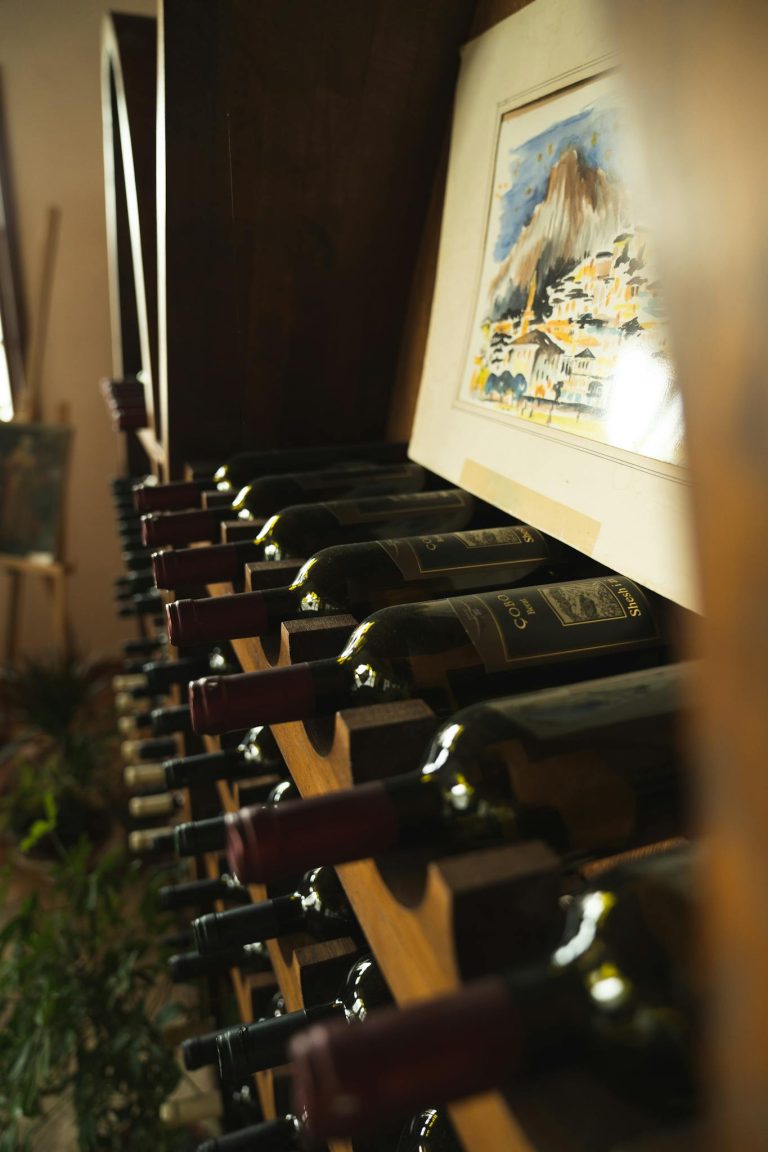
[0,842,190,1152]
[0,655,122,851]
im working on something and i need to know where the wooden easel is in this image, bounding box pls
[1,206,72,665]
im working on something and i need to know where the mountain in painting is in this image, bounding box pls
[487,147,629,322]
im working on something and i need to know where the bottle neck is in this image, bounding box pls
[164,746,246,789]
[217,1001,346,1077]
[196,1116,301,1152]
[192,893,306,954]
[189,658,352,734]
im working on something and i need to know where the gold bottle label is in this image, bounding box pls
[450,575,660,672]
[377,524,552,581]
[323,488,472,527]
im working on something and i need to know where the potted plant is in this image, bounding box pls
[0,654,123,855]
[0,840,195,1151]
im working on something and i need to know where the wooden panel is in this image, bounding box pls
[158,0,476,476]
[614,4,768,1148]
[101,14,158,415]
[387,0,535,443]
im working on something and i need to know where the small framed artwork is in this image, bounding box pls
[0,422,71,562]
[409,0,696,609]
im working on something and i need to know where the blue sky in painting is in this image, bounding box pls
[493,94,625,264]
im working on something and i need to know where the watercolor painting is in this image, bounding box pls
[459,72,685,467]
[0,423,71,560]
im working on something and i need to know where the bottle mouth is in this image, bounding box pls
[134,480,202,514]
[142,509,222,548]
[225,783,399,885]
[189,665,318,735]
[152,543,241,591]
[289,976,517,1142]
[166,591,269,647]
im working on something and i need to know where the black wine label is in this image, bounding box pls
[450,575,661,672]
[377,525,551,581]
[323,489,472,526]
[292,465,416,493]
[490,662,685,740]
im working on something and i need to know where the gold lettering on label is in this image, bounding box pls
[496,591,528,629]
[612,582,643,618]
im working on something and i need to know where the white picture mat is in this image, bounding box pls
[409,0,697,610]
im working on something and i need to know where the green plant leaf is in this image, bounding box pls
[19,790,58,852]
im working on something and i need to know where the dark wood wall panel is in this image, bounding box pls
[160,0,476,475]
[102,14,158,407]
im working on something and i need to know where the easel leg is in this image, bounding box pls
[4,569,22,666]
[46,570,70,660]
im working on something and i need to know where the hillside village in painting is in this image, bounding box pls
[463,85,683,466]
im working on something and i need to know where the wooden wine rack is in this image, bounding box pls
[169,566,692,1152]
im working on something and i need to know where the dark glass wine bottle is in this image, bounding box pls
[158,874,251,912]
[195,1117,301,1152]
[396,1110,462,1152]
[166,523,590,647]
[216,954,388,1078]
[189,573,683,735]
[168,942,271,983]
[289,845,697,1143]
[122,735,180,763]
[133,441,409,512]
[142,462,430,549]
[163,725,282,790]
[213,440,409,493]
[192,866,357,954]
[152,488,477,590]
[129,791,184,822]
[173,779,298,858]
[129,653,219,696]
[231,462,428,521]
[224,663,687,884]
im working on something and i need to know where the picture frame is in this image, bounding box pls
[409,0,697,609]
[0,422,71,563]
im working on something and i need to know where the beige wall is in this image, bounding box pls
[0,0,156,661]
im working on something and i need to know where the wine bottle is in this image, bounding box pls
[141,462,428,548]
[182,1021,247,1072]
[216,954,388,1079]
[152,488,477,591]
[168,942,271,983]
[118,591,166,620]
[189,573,682,735]
[231,462,429,522]
[128,826,176,856]
[129,792,185,821]
[163,725,283,790]
[122,635,168,659]
[166,523,588,647]
[158,874,251,911]
[173,779,298,858]
[396,1110,462,1152]
[132,651,234,696]
[140,506,253,549]
[132,442,410,513]
[224,663,687,885]
[213,441,409,493]
[196,1117,301,1152]
[123,736,180,763]
[289,845,697,1142]
[193,866,357,954]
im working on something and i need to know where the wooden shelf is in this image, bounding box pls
[188,563,690,1152]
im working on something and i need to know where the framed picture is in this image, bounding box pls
[409,0,696,609]
[0,422,71,562]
